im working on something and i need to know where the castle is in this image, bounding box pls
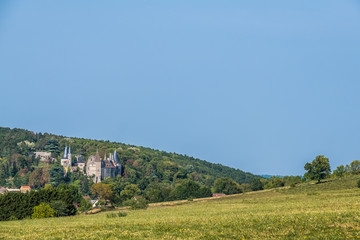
[60,147,122,183]
[60,146,72,172]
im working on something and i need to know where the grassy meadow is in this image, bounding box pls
[1,176,360,239]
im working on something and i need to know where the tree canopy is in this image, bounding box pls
[213,177,242,195]
[304,155,331,183]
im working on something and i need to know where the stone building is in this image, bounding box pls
[86,149,121,183]
[34,152,56,163]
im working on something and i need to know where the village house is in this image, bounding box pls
[20,186,31,193]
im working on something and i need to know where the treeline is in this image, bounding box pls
[332,160,360,177]
[0,127,259,191]
[0,184,79,221]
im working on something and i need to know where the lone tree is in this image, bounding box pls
[304,155,331,183]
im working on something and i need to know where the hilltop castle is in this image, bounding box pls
[86,149,122,183]
[60,147,122,183]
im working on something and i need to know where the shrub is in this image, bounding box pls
[125,197,148,210]
[78,198,92,213]
[357,180,360,188]
[8,216,18,221]
[32,203,55,219]
[117,212,127,217]
[106,213,117,218]
[95,200,105,208]
[106,212,127,218]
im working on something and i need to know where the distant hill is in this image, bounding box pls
[0,127,260,189]
[260,174,285,179]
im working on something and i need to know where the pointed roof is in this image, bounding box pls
[94,151,101,162]
[77,156,85,163]
[62,146,68,159]
[113,149,120,162]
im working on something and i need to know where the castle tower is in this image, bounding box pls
[61,146,71,173]
[86,149,102,183]
[68,146,72,168]
[113,149,122,176]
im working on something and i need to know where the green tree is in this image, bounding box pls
[240,183,252,192]
[78,198,93,213]
[90,183,113,200]
[48,166,65,187]
[120,184,140,200]
[44,139,60,157]
[264,176,285,189]
[126,196,148,210]
[333,165,345,178]
[304,155,331,183]
[50,200,70,217]
[251,178,264,191]
[213,177,242,195]
[32,203,55,219]
[350,160,360,174]
[169,180,210,200]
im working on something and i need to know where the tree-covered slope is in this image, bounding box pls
[0,126,259,189]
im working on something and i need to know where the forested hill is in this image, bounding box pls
[0,127,259,189]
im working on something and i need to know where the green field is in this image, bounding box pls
[1,176,360,239]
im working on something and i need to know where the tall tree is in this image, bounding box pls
[304,155,331,183]
[48,166,65,187]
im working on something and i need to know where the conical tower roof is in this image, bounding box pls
[94,150,101,162]
[113,149,120,162]
[62,146,68,159]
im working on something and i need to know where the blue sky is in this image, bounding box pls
[0,1,359,175]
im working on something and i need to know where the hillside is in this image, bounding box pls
[0,127,258,190]
[1,175,359,239]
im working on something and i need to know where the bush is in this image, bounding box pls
[78,198,92,213]
[125,197,148,210]
[106,213,117,218]
[357,180,360,188]
[32,203,55,219]
[106,211,127,218]
[117,211,127,217]
[8,216,18,221]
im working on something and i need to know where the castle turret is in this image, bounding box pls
[61,146,71,173]
[68,146,72,167]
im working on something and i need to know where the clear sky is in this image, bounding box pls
[0,1,359,176]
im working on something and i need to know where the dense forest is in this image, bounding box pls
[0,127,259,194]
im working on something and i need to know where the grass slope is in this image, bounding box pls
[1,176,360,239]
